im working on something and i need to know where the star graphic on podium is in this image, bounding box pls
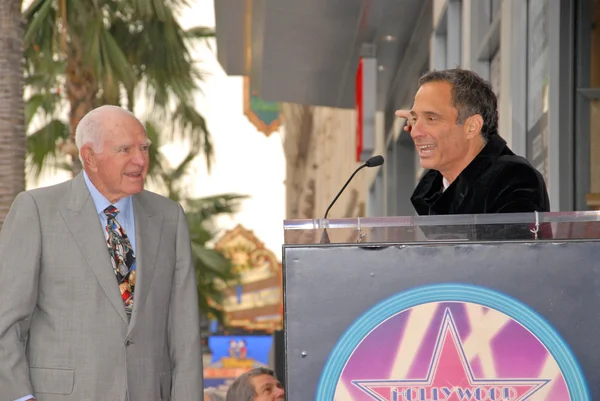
[352,309,550,401]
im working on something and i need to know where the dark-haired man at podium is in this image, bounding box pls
[395,69,550,240]
[396,68,550,216]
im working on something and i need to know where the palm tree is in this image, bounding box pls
[23,0,214,177]
[0,0,25,227]
[186,194,246,323]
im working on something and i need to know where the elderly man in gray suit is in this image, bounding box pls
[0,106,204,400]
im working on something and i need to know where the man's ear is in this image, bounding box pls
[463,114,484,139]
[80,145,97,172]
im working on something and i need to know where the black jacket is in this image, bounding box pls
[410,136,550,241]
[411,135,550,215]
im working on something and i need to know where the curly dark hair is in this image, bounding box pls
[418,68,499,141]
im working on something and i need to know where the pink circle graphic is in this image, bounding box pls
[334,302,571,401]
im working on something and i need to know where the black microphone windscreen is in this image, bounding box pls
[365,155,384,167]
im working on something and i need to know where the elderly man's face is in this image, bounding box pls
[251,374,284,401]
[84,112,150,203]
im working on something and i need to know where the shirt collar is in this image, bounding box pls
[83,171,133,217]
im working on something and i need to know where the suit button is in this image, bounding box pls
[125,340,133,346]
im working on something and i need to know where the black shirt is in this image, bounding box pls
[411,135,550,215]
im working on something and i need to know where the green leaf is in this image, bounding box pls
[25,94,47,128]
[26,119,70,178]
[143,120,165,180]
[191,244,234,279]
[23,0,47,19]
[185,194,248,221]
[184,26,215,39]
[24,0,54,46]
[99,28,137,95]
[129,0,154,19]
[171,101,213,169]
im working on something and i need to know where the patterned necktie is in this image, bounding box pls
[104,205,136,320]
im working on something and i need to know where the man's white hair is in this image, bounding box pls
[75,105,138,165]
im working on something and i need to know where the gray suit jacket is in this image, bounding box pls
[0,174,203,401]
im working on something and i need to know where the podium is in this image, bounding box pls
[282,212,600,401]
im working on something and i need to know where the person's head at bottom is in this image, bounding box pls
[226,367,284,401]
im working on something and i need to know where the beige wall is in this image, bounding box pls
[280,103,366,241]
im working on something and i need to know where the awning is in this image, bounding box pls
[214,0,432,110]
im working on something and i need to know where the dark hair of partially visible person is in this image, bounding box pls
[226,367,277,401]
[419,68,499,141]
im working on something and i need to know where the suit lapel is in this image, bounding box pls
[128,193,163,333]
[61,174,129,324]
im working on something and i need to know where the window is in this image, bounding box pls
[432,0,462,70]
[470,0,503,139]
[575,0,600,209]
[491,0,502,22]
[490,49,501,99]
[526,0,550,187]
[470,0,502,80]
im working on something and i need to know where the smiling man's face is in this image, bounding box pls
[82,110,150,203]
[250,374,284,401]
[409,81,472,178]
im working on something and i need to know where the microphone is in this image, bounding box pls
[320,155,385,243]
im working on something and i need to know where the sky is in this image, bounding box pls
[30,0,287,258]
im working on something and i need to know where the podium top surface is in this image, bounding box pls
[283,211,600,245]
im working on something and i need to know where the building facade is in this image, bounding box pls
[216,0,600,217]
[373,0,600,215]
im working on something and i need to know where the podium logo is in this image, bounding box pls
[352,309,548,401]
[330,300,576,401]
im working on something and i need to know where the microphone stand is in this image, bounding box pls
[320,165,368,244]
[319,155,384,244]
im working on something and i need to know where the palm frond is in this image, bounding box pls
[81,18,103,81]
[184,26,215,39]
[191,244,235,279]
[185,194,248,221]
[98,29,137,101]
[23,0,55,46]
[23,0,47,18]
[183,193,246,325]
[170,151,196,181]
[25,92,61,127]
[129,0,154,19]
[172,101,213,168]
[26,119,70,178]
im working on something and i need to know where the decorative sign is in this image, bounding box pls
[204,334,273,392]
[243,77,281,136]
[214,224,283,332]
[317,284,589,401]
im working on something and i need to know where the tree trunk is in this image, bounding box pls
[0,0,25,228]
[65,41,96,176]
